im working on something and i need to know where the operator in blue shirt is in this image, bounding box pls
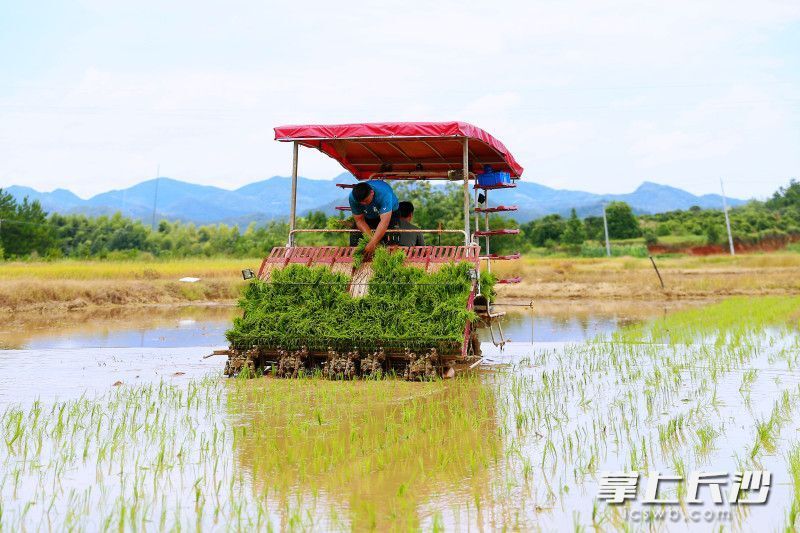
[348,180,400,255]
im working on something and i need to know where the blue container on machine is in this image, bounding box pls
[477,165,511,187]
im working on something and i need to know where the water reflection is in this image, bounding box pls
[0,305,235,350]
[478,300,694,344]
[0,300,699,406]
[3,298,763,530]
[1,300,691,350]
[226,377,500,530]
[484,311,624,343]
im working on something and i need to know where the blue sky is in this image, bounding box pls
[1,0,798,199]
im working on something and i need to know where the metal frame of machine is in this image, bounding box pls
[225,122,523,378]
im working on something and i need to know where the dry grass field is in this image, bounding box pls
[492,253,800,300]
[0,258,255,314]
[2,253,800,314]
[0,257,259,280]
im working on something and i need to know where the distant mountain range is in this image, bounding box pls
[505,180,745,220]
[3,175,745,225]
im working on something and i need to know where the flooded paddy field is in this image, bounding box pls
[2,298,800,530]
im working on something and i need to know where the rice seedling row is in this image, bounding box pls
[3,296,800,530]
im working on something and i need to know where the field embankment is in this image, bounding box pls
[0,259,252,314]
[2,253,800,314]
[493,253,800,300]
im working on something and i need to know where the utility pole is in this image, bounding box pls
[721,178,735,256]
[151,164,160,230]
[602,203,611,257]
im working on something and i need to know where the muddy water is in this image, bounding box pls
[0,304,236,350]
[0,306,235,403]
[0,301,660,403]
[485,299,695,343]
[5,299,799,531]
[0,300,684,350]
[0,301,686,405]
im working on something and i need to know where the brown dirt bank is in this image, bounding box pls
[2,254,800,315]
[492,255,800,300]
[647,234,800,256]
[0,278,242,316]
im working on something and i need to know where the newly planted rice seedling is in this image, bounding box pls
[5,295,800,530]
[695,425,718,456]
[787,443,800,529]
[0,376,503,530]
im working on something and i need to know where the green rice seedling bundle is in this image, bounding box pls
[226,247,494,349]
[352,235,370,269]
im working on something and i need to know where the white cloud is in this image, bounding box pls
[628,84,795,169]
[0,0,798,199]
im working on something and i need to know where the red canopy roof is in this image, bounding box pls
[273,121,523,179]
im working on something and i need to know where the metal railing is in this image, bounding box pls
[288,228,468,238]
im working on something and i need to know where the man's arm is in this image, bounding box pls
[353,214,372,238]
[416,232,425,246]
[364,212,392,254]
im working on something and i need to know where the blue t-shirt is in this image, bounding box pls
[349,180,399,219]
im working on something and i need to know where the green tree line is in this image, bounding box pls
[520,180,800,253]
[1,180,798,260]
[1,183,512,259]
[640,180,800,246]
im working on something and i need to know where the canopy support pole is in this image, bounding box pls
[288,141,299,247]
[462,138,470,246]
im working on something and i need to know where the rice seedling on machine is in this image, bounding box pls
[224,122,523,379]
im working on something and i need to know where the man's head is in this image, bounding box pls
[398,201,414,221]
[352,182,374,205]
